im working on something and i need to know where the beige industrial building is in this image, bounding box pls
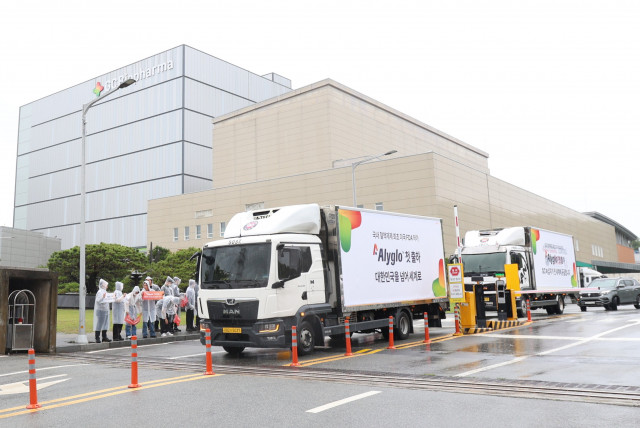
[148,79,635,272]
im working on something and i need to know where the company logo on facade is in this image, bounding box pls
[93,82,104,97]
[98,59,175,93]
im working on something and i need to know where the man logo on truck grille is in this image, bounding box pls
[226,299,237,305]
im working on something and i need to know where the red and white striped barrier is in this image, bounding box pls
[344,317,353,356]
[290,325,300,367]
[423,312,431,344]
[128,336,141,388]
[26,349,41,409]
[386,316,396,349]
[204,328,215,375]
[454,304,462,336]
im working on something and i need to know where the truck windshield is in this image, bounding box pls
[462,252,507,276]
[201,243,271,289]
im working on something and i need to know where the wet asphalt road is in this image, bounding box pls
[2,302,640,426]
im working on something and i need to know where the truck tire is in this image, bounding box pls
[223,346,245,355]
[580,305,587,312]
[545,306,557,315]
[297,320,315,355]
[517,298,528,318]
[556,295,565,314]
[395,311,411,340]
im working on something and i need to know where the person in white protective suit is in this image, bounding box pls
[93,279,111,343]
[160,293,181,337]
[112,282,127,341]
[185,279,197,332]
[125,286,142,339]
[172,277,182,333]
[156,286,172,333]
[141,279,157,338]
[160,276,174,297]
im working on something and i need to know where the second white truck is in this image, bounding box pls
[460,226,579,316]
[195,204,449,355]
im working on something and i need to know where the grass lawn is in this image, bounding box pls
[57,308,94,334]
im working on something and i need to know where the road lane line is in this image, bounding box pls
[489,334,640,342]
[455,320,640,377]
[0,364,88,378]
[86,342,174,353]
[0,373,221,419]
[306,391,381,413]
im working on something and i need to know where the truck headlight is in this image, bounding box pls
[258,323,279,333]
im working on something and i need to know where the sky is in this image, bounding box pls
[1,1,639,239]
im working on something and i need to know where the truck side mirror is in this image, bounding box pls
[272,280,285,289]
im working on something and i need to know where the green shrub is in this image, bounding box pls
[58,282,79,294]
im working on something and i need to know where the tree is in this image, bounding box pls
[148,247,200,291]
[631,240,640,251]
[148,245,170,263]
[48,243,148,294]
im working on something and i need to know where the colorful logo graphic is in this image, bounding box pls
[338,210,362,252]
[243,221,258,231]
[531,228,540,254]
[571,262,578,287]
[432,259,446,297]
[93,82,104,97]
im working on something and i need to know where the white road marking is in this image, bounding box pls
[456,320,640,377]
[306,391,381,413]
[0,374,69,395]
[488,333,640,342]
[0,364,88,378]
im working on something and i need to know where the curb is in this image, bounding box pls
[56,333,201,353]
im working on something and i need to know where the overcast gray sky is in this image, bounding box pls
[1,1,639,240]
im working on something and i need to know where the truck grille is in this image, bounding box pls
[207,299,259,323]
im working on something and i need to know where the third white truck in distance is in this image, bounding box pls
[195,204,449,355]
[460,226,580,316]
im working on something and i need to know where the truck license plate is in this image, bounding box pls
[223,327,242,334]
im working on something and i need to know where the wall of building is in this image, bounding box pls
[148,152,617,265]
[212,80,489,189]
[16,46,291,250]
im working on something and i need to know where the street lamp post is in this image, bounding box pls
[77,78,136,345]
[350,150,397,207]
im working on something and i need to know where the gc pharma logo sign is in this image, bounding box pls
[93,82,104,97]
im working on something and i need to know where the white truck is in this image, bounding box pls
[460,226,579,316]
[194,204,449,355]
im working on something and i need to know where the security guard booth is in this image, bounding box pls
[1,268,58,354]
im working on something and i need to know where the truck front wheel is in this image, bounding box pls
[297,321,315,355]
[395,311,411,340]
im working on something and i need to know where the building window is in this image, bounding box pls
[591,244,603,258]
[375,202,383,211]
[196,225,201,240]
[173,228,178,242]
[357,204,364,209]
[246,202,264,211]
[220,222,226,237]
[185,226,190,241]
[575,240,579,252]
[195,209,213,219]
[207,223,213,239]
